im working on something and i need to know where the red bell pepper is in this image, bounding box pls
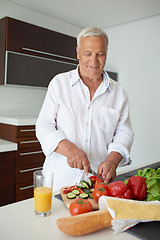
[127,176,147,201]
[108,181,131,199]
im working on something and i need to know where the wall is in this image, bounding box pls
[0,0,82,115]
[0,0,159,170]
[105,15,160,171]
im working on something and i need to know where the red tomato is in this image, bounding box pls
[69,199,93,216]
[92,187,109,203]
[95,182,108,190]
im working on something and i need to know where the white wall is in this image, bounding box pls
[0,0,159,170]
[105,15,160,170]
[0,0,81,115]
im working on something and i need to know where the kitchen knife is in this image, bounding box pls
[88,167,105,181]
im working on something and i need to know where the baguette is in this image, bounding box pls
[57,209,112,236]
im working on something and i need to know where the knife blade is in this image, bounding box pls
[88,167,105,181]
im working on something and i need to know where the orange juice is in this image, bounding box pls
[34,187,52,212]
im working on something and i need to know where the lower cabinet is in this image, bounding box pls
[15,147,44,201]
[0,123,45,205]
[0,151,15,206]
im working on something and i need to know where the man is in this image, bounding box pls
[36,27,134,193]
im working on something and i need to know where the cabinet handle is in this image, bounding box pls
[20,150,43,156]
[20,140,39,144]
[20,129,35,132]
[22,47,77,62]
[20,185,34,191]
[20,166,42,173]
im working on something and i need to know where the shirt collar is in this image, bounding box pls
[102,71,111,91]
[70,65,80,87]
[70,66,111,91]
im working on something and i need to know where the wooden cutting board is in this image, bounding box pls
[60,187,99,210]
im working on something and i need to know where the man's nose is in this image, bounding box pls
[90,54,98,64]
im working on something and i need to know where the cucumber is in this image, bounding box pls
[88,192,93,199]
[66,192,76,199]
[80,180,90,189]
[79,193,88,199]
[71,189,80,196]
[88,178,93,188]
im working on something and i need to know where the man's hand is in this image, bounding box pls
[55,139,90,174]
[98,152,123,183]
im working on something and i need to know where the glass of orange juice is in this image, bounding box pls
[33,170,54,217]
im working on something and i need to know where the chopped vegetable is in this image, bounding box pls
[79,193,89,199]
[80,180,90,189]
[67,192,76,199]
[71,189,80,196]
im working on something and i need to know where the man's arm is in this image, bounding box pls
[55,139,90,174]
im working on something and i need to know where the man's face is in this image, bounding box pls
[76,36,108,79]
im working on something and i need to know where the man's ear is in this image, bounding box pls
[76,46,79,60]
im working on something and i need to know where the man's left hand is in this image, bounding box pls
[98,152,123,183]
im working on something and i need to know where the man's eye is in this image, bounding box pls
[98,53,105,56]
[85,53,91,56]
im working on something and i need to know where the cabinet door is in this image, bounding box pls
[0,151,15,206]
[16,181,34,202]
[16,147,45,167]
[16,162,43,184]
[7,17,77,60]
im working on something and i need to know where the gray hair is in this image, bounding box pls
[77,26,108,49]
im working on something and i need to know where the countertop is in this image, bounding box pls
[0,197,139,240]
[0,138,17,152]
[0,113,38,126]
[0,113,37,152]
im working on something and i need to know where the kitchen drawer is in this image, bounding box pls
[17,125,36,137]
[0,151,15,187]
[16,147,45,167]
[0,185,15,206]
[16,163,43,184]
[17,136,41,149]
[0,123,36,142]
[16,181,34,202]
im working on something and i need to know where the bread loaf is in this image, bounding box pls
[57,209,112,236]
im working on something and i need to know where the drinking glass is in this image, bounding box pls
[33,170,54,217]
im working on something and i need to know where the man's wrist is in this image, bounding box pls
[106,151,123,168]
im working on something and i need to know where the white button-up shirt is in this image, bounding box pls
[36,67,134,192]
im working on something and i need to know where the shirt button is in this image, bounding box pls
[85,139,88,142]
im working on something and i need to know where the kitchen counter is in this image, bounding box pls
[0,138,17,152]
[0,197,139,240]
[0,114,38,126]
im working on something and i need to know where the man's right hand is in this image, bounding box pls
[55,139,90,174]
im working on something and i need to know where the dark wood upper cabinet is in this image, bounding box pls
[0,17,78,87]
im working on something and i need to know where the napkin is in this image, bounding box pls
[99,196,160,234]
